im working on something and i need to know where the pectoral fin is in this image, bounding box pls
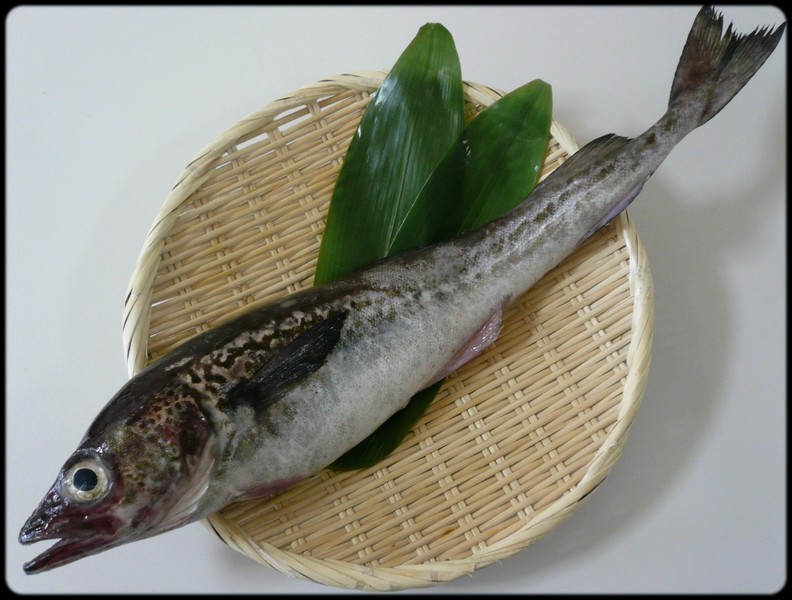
[222,311,347,413]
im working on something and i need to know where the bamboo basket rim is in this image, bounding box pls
[122,70,653,591]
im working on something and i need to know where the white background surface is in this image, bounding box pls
[6,5,786,594]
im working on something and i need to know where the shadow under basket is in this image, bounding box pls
[122,71,653,591]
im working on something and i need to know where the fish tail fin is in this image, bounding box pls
[669,6,785,128]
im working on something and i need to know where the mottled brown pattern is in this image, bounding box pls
[110,387,209,505]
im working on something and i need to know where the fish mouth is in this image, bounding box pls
[19,514,121,574]
[20,533,117,574]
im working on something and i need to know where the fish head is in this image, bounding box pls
[20,383,214,574]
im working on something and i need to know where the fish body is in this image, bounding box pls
[20,6,785,573]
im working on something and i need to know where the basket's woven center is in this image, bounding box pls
[133,75,643,576]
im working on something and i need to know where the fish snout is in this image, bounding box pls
[20,484,126,573]
[20,494,121,540]
[19,487,71,544]
[18,514,50,545]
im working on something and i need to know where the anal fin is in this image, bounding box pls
[578,181,645,246]
[428,307,503,385]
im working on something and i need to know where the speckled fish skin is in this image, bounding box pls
[20,6,785,573]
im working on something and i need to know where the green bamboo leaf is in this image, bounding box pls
[455,79,552,232]
[330,80,553,472]
[389,79,553,253]
[314,23,465,285]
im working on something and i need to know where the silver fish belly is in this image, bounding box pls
[195,256,505,511]
[20,6,785,574]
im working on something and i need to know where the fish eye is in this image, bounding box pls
[73,468,98,491]
[63,458,110,502]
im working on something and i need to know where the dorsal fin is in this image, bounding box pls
[556,133,632,177]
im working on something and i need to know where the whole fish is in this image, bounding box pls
[20,6,784,574]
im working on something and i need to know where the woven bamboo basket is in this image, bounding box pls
[122,71,653,591]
